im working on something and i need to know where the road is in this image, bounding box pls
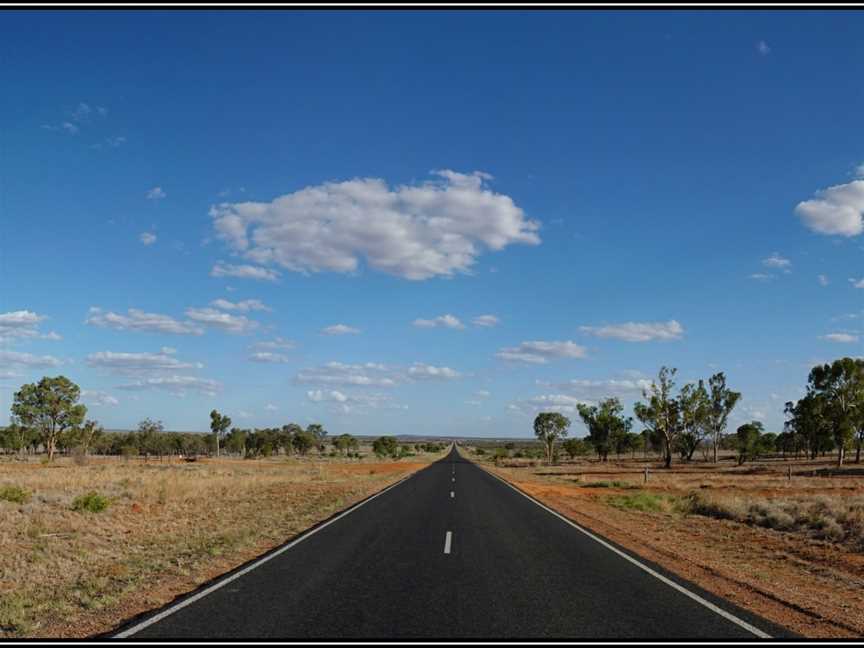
[115,446,790,639]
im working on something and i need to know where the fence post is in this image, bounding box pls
[787,465,792,481]
[644,467,649,484]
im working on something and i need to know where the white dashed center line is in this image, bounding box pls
[444,531,452,554]
[450,491,454,498]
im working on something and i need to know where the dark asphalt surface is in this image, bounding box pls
[122,447,790,639]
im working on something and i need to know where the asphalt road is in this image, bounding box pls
[117,446,790,639]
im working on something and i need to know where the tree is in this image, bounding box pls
[225,427,248,456]
[705,372,741,464]
[372,435,398,459]
[292,429,316,456]
[677,380,710,461]
[71,419,104,456]
[11,376,87,462]
[807,358,864,466]
[209,409,232,458]
[137,418,166,460]
[577,398,629,462]
[332,433,357,456]
[735,421,765,465]
[634,367,680,469]
[785,395,831,460]
[562,437,590,460]
[533,412,570,463]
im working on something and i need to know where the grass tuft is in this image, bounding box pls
[71,491,110,513]
[0,485,30,504]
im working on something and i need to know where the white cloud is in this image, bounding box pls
[139,232,157,246]
[0,310,61,343]
[818,274,830,287]
[249,352,292,364]
[85,307,204,336]
[579,320,684,343]
[81,390,119,407]
[850,278,864,289]
[756,40,771,55]
[209,170,540,281]
[146,186,166,200]
[86,350,203,375]
[762,253,791,272]
[749,273,774,282]
[820,333,860,343]
[116,375,221,397]
[509,394,592,416]
[475,389,491,398]
[413,314,465,330]
[472,314,500,328]
[795,179,864,237]
[250,337,295,351]
[496,340,588,364]
[264,403,278,411]
[542,377,653,399]
[306,389,401,413]
[210,298,271,312]
[184,307,259,334]
[322,324,361,336]
[295,362,399,388]
[0,350,63,368]
[408,363,461,380]
[211,262,280,282]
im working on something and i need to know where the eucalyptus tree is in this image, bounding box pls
[785,394,832,460]
[11,376,87,462]
[209,409,232,457]
[704,372,741,464]
[807,357,864,466]
[576,398,629,462]
[678,380,710,462]
[533,412,570,464]
[634,367,680,469]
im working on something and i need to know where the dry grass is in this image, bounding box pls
[0,450,440,638]
[476,451,864,638]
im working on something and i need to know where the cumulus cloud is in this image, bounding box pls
[762,253,791,272]
[496,340,587,364]
[0,310,61,343]
[407,363,461,380]
[306,389,402,413]
[116,375,221,397]
[248,352,292,364]
[321,324,361,336]
[139,232,157,246]
[211,262,281,282]
[209,170,540,281]
[749,273,774,282]
[756,40,771,55]
[0,350,63,368]
[86,350,203,375]
[540,377,653,400]
[795,179,864,237]
[185,307,259,334]
[250,337,295,351]
[413,314,465,330]
[295,362,399,388]
[210,298,271,312]
[472,314,500,328]
[579,320,684,342]
[264,403,278,411]
[86,307,204,336]
[81,390,119,407]
[820,333,860,343]
[850,278,864,289]
[508,394,591,416]
[146,186,166,200]
[818,274,830,287]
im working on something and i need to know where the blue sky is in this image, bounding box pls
[2,10,863,437]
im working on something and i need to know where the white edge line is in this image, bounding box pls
[444,531,452,554]
[479,465,772,639]
[113,471,417,638]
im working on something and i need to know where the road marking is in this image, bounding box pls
[480,466,772,639]
[444,531,452,554]
[113,471,419,638]
[450,491,454,498]
[452,477,455,482]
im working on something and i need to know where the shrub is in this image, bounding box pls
[0,485,30,504]
[607,492,668,512]
[72,491,110,513]
[582,480,638,489]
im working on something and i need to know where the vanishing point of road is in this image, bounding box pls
[115,446,792,639]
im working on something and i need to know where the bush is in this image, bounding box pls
[0,485,30,504]
[71,491,110,513]
[583,480,638,489]
[607,492,668,512]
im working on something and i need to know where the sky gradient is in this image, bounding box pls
[2,10,863,437]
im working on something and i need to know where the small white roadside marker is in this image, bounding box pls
[444,531,452,554]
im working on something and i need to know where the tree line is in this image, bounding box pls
[532,358,864,468]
